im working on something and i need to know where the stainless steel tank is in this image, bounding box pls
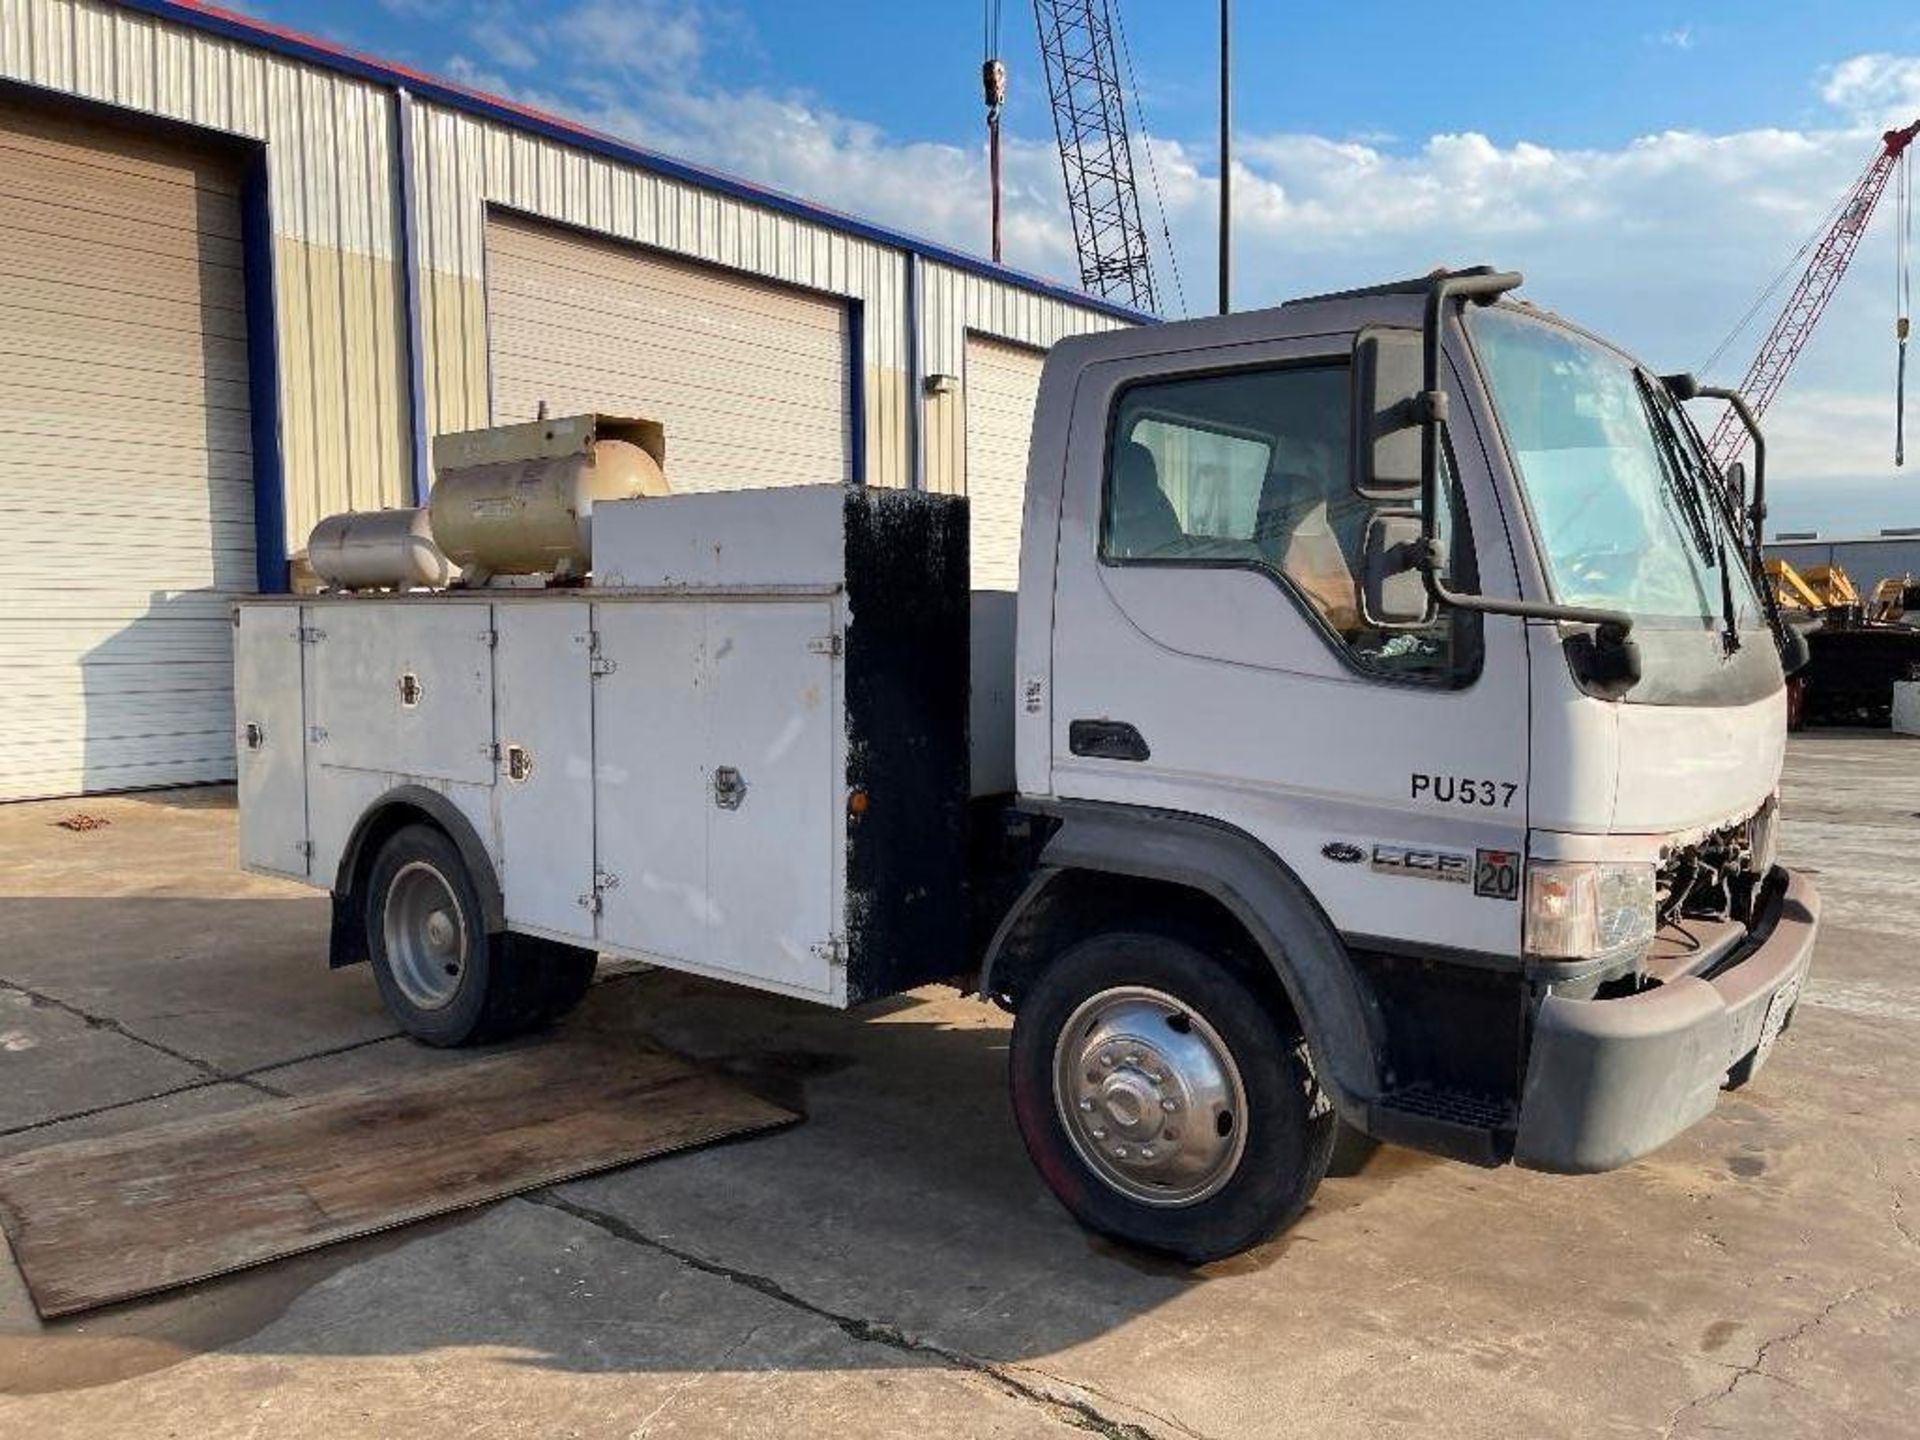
[306,507,452,591]
[428,420,670,582]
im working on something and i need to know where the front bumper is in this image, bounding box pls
[1512,868,1819,1174]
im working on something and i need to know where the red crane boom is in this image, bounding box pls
[1707,118,1919,472]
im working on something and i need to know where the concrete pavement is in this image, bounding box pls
[0,735,1914,1438]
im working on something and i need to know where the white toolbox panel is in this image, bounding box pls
[591,596,842,1001]
[495,600,597,940]
[307,600,495,785]
[234,604,310,880]
[592,601,713,971]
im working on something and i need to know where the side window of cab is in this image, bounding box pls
[1099,362,1470,682]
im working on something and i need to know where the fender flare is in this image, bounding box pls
[328,785,506,967]
[981,801,1383,1108]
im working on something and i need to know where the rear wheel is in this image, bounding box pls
[1010,930,1334,1263]
[365,824,596,1046]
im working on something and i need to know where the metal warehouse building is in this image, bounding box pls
[0,0,1142,802]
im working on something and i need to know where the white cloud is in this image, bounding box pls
[414,5,1920,523]
[468,14,542,71]
[555,0,705,81]
[1818,53,1920,127]
[1653,25,1696,52]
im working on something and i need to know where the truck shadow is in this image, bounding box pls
[0,889,1438,1390]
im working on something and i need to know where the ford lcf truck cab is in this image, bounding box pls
[236,267,1818,1262]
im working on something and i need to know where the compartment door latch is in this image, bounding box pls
[712,766,748,810]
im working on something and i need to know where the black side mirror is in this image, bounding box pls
[1351,328,1424,501]
[1723,458,1749,517]
[1360,511,1436,629]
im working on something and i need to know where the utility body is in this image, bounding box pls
[237,268,1819,1260]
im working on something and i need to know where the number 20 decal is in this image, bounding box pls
[1411,774,1519,808]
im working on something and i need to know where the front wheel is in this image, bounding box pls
[1009,931,1334,1263]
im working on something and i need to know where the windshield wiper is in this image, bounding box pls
[1636,374,1742,654]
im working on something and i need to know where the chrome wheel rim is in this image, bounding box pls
[382,860,468,1011]
[1052,985,1248,1207]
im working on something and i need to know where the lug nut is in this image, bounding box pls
[1091,1127,1107,1140]
[1161,1097,1178,1112]
[1137,1146,1155,1161]
[1112,1146,1129,1159]
[1078,1099,1093,1113]
[1101,1054,1116,1068]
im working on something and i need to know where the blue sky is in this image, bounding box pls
[257,1,1920,536]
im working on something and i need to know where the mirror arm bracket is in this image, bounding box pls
[1693,383,1766,538]
[1412,539,1634,637]
[1412,541,1641,697]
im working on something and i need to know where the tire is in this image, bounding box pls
[364,824,597,1046]
[1010,930,1335,1264]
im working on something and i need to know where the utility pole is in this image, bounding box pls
[1218,0,1232,313]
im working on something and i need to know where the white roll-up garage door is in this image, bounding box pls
[964,336,1046,591]
[485,215,852,494]
[0,100,254,802]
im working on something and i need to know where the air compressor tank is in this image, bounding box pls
[306,507,452,591]
[428,414,669,582]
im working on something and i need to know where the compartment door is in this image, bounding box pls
[495,601,596,939]
[234,605,309,878]
[705,601,839,999]
[309,603,493,784]
[592,602,710,969]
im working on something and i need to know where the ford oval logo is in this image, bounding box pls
[1321,841,1365,865]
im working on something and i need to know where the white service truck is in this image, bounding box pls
[236,267,1819,1262]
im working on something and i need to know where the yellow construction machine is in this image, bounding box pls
[1764,559,1920,726]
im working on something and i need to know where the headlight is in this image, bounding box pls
[1525,861,1656,965]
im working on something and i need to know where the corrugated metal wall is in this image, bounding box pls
[1,0,1129,552]
[0,0,407,541]
[409,102,920,487]
[919,261,1123,495]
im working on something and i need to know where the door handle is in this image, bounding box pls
[1068,720,1150,762]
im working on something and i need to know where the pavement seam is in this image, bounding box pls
[523,1190,1172,1440]
[0,1032,410,1142]
[239,1031,403,1079]
[0,975,288,1103]
[0,1077,224,1141]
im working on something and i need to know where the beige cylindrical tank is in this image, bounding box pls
[427,438,668,580]
[307,508,453,591]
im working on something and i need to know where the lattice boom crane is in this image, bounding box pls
[1708,118,1919,472]
[1031,0,1158,312]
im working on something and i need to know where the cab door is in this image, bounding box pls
[1046,334,1531,959]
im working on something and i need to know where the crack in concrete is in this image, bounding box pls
[0,963,645,1145]
[241,1031,402,1079]
[1863,1150,1919,1255]
[0,1031,408,1142]
[1660,1282,1872,1438]
[524,1190,1171,1440]
[0,1076,223,1141]
[1893,1189,1919,1252]
[0,975,289,1106]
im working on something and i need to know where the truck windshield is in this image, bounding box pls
[1471,306,1762,629]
